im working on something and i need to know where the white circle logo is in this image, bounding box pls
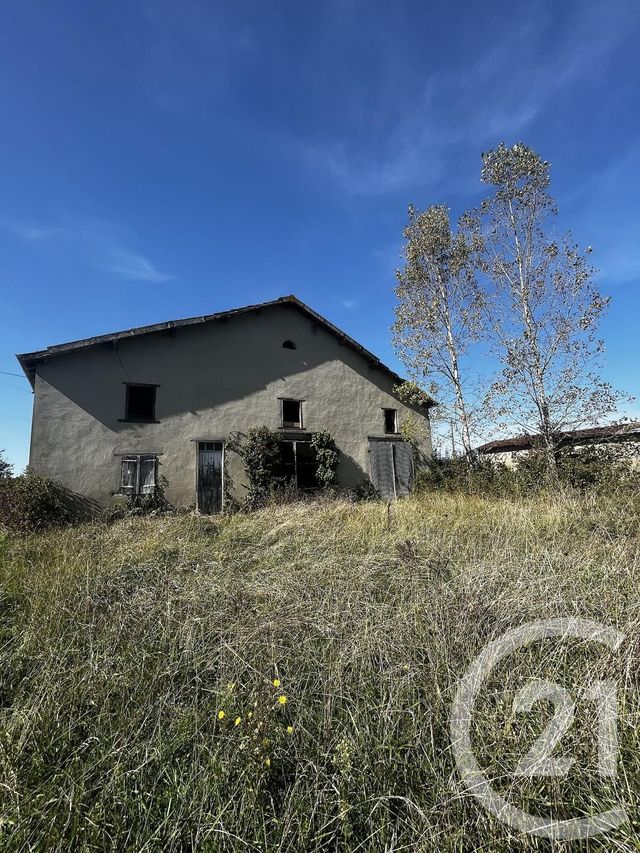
[450,617,627,840]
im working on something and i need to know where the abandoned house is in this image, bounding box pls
[477,423,640,466]
[17,295,435,511]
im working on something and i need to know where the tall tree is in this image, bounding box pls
[475,142,623,466]
[393,204,482,461]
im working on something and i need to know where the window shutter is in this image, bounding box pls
[121,457,137,495]
[369,441,395,499]
[140,456,157,495]
[393,441,414,496]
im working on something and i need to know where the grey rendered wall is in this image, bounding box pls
[29,304,432,508]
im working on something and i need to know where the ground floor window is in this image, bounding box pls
[280,439,317,489]
[120,454,157,496]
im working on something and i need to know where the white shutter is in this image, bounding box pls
[140,456,157,495]
[121,457,137,495]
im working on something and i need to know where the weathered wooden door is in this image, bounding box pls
[368,439,414,500]
[197,442,223,513]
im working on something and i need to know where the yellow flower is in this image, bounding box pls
[265,757,271,768]
[227,682,236,691]
[278,695,287,705]
[273,678,281,688]
[218,710,225,720]
[234,716,241,726]
[286,725,294,734]
[247,711,253,719]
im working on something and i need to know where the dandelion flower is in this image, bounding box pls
[273,678,280,688]
[265,757,271,768]
[234,716,241,726]
[286,725,294,734]
[278,695,287,705]
[227,682,236,691]
[218,710,225,720]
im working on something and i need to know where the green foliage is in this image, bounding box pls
[228,427,286,507]
[310,430,339,487]
[104,474,174,521]
[0,472,74,533]
[415,445,640,497]
[230,427,342,506]
[0,450,12,480]
[393,380,432,409]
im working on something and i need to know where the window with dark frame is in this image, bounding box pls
[281,398,302,428]
[124,384,157,422]
[384,408,398,434]
[279,440,318,490]
[120,454,157,496]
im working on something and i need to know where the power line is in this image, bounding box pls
[0,370,25,378]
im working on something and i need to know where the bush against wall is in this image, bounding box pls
[310,430,339,488]
[0,473,75,534]
[228,427,286,508]
[229,427,341,507]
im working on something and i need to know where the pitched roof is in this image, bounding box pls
[477,423,640,454]
[16,294,436,406]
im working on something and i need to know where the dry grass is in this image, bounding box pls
[1,491,639,851]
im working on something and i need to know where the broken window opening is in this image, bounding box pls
[279,440,318,490]
[124,384,157,422]
[282,399,303,428]
[384,408,398,434]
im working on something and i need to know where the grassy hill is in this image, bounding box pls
[1,492,639,851]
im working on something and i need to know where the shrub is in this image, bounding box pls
[310,430,340,487]
[228,427,286,508]
[415,445,640,498]
[0,473,74,533]
[103,474,174,521]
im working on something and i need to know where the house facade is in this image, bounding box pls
[18,296,434,511]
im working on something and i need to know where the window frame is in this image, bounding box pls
[280,398,304,429]
[383,407,399,435]
[279,438,317,490]
[120,454,158,496]
[120,382,160,424]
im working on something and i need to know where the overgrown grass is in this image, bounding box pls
[1,491,639,851]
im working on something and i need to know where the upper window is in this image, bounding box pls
[124,384,157,422]
[282,398,302,428]
[282,340,297,350]
[120,454,157,496]
[384,408,398,434]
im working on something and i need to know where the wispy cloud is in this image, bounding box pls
[286,1,634,197]
[340,298,358,310]
[3,220,67,241]
[3,216,173,284]
[106,249,173,283]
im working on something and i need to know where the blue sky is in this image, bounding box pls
[1,0,639,469]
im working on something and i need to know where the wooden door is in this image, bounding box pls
[198,442,223,513]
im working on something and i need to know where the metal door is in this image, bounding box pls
[197,442,223,513]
